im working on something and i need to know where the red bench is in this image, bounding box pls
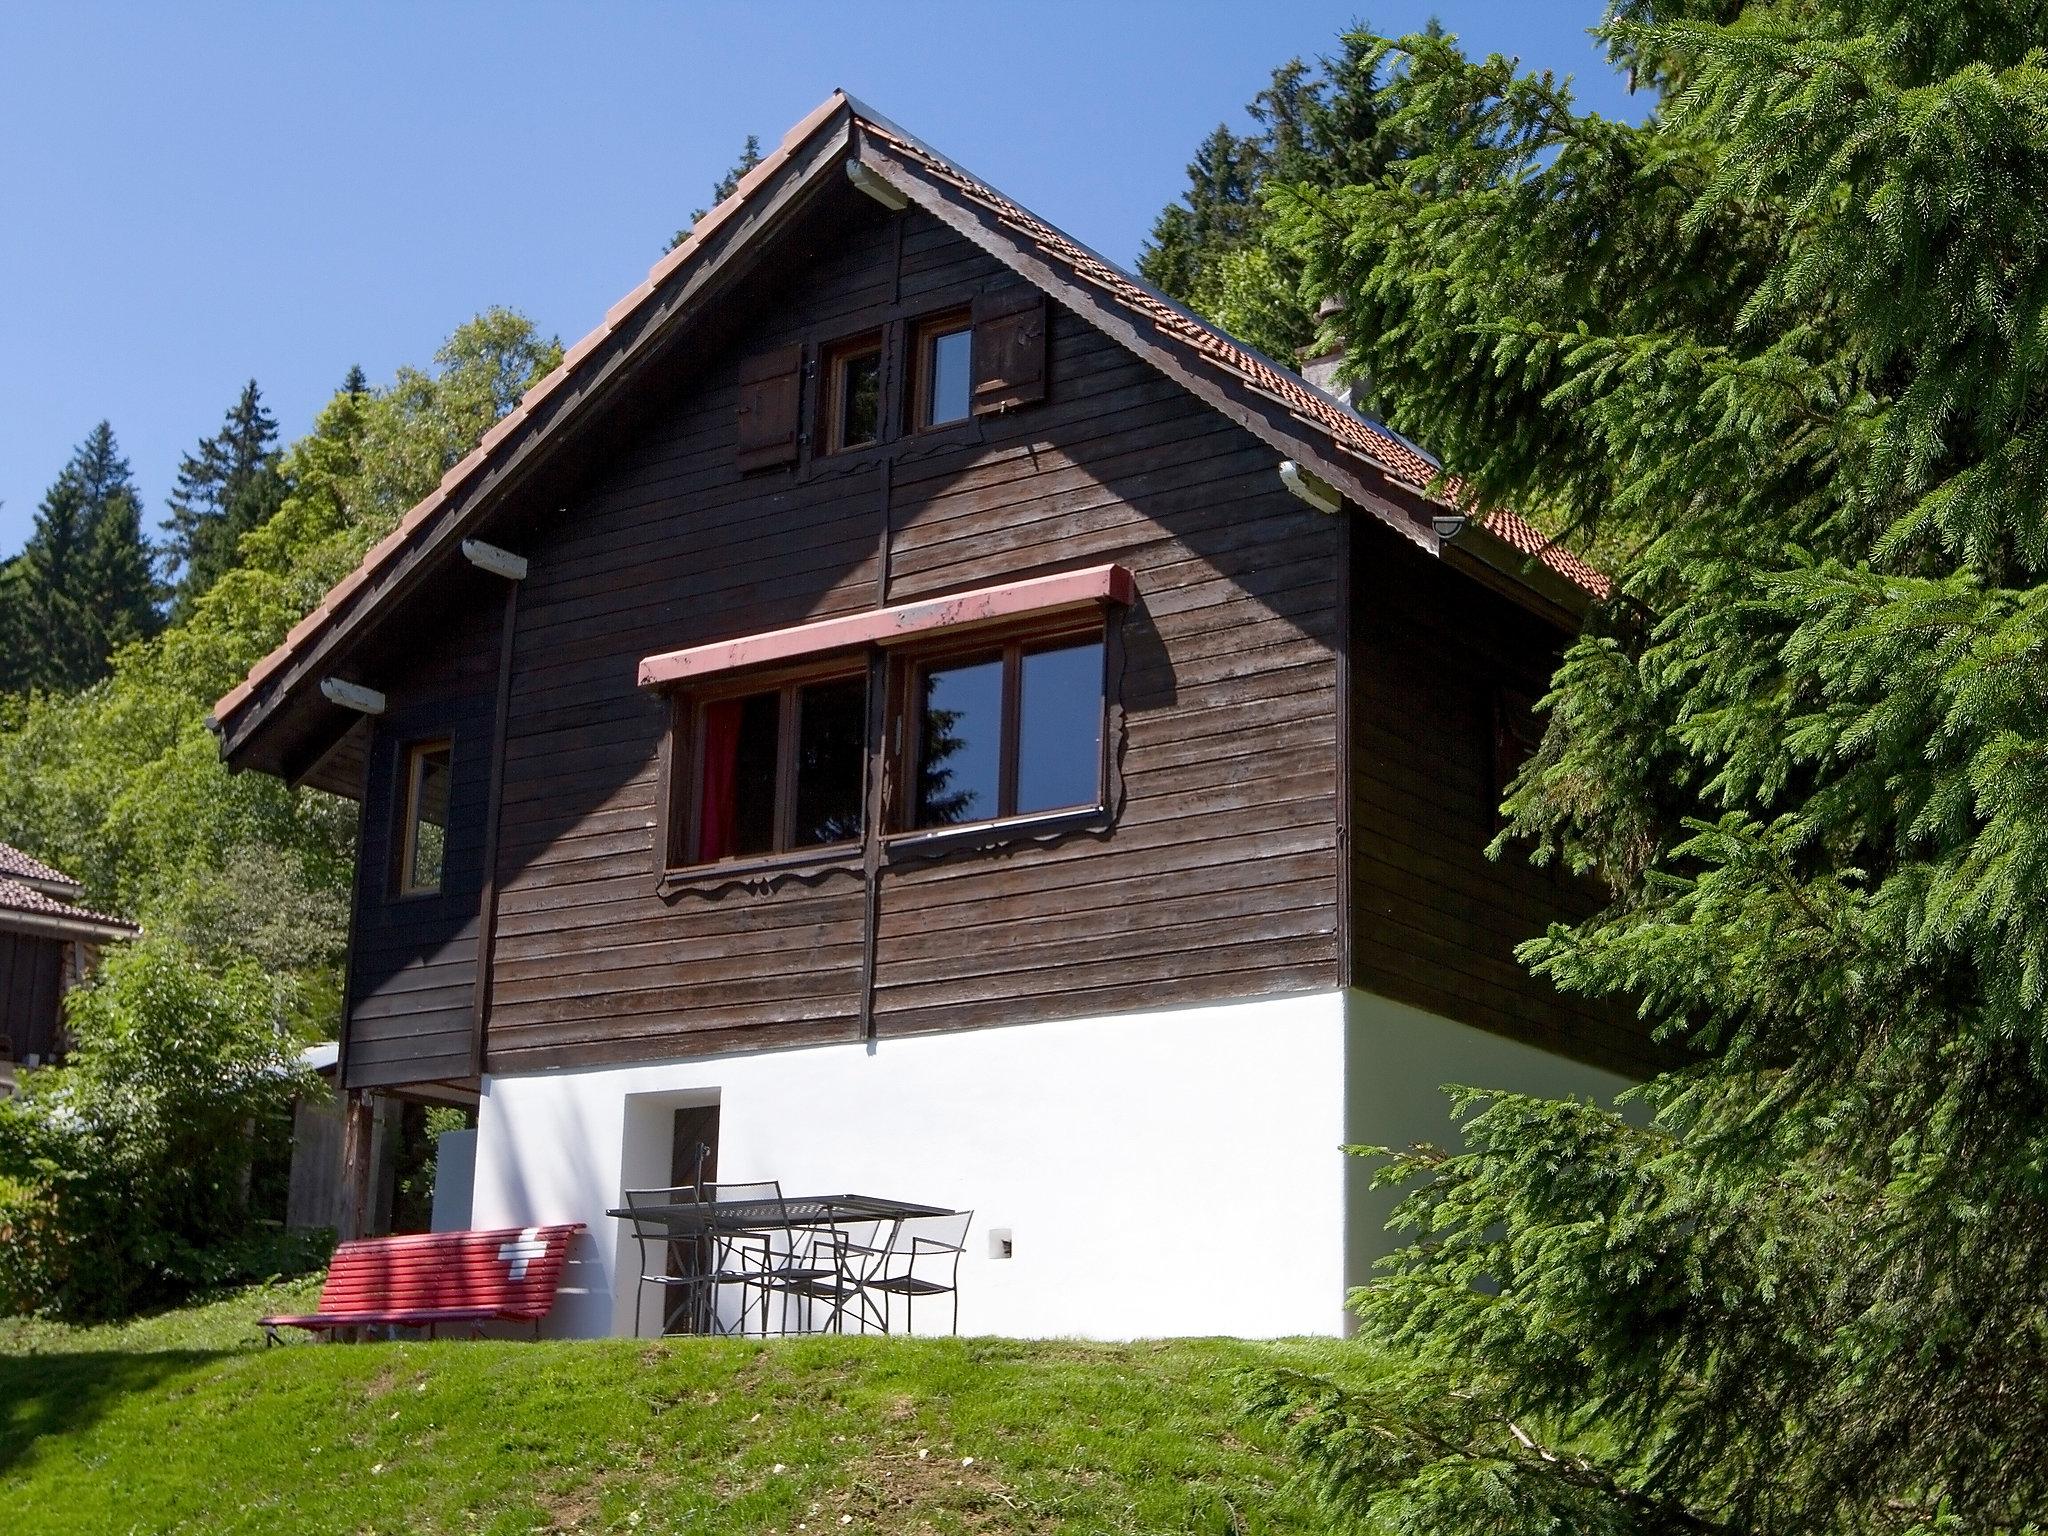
[261,1223,584,1344]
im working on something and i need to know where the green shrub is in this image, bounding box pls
[0,937,318,1319]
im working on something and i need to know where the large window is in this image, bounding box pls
[650,569,1128,876]
[685,672,868,864]
[906,634,1105,831]
[396,740,452,896]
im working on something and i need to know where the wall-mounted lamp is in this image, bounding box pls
[846,160,909,211]
[1277,460,1342,515]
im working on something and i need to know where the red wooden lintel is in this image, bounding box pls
[636,563,1135,689]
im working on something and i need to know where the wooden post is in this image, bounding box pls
[337,1089,375,1242]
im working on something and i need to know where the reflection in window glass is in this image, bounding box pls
[404,743,451,894]
[925,327,972,426]
[915,654,1003,827]
[793,675,867,846]
[837,347,882,449]
[1017,640,1104,813]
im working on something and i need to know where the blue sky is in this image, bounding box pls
[0,2,1639,561]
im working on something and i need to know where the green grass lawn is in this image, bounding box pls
[0,1277,1358,1535]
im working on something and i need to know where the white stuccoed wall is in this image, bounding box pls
[471,991,1353,1340]
[1341,988,1635,1297]
[467,985,1639,1340]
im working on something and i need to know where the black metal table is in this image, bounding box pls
[608,1193,957,1336]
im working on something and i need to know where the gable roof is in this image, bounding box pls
[210,91,1606,776]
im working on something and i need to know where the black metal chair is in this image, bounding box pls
[621,1183,713,1336]
[861,1211,974,1336]
[768,1217,895,1334]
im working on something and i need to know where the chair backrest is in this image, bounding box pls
[317,1224,583,1320]
[622,1184,705,1212]
[895,1211,973,1256]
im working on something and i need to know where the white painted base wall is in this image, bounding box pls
[468,987,1630,1340]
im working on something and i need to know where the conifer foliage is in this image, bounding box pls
[0,422,160,695]
[1138,34,1410,359]
[1247,5,2048,1533]
[160,378,287,614]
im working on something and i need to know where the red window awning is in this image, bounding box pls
[636,563,1135,689]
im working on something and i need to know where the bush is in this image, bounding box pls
[0,937,318,1319]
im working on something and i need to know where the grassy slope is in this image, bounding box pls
[0,1278,1357,1535]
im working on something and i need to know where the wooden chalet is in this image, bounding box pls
[0,842,136,1096]
[210,94,1644,1338]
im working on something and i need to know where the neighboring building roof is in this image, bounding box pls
[209,90,1608,767]
[0,874,136,944]
[0,841,80,894]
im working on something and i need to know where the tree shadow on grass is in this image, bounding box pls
[0,1351,221,1474]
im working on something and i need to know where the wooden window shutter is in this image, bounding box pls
[736,343,804,470]
[969,287,1049,415]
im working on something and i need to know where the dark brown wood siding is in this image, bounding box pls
[1348,537,1655,1078]
[0,931,68,1064]
[483,206,1343,1072]
[343,592,502,1089]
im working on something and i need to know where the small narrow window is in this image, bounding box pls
[398,741,452,895]
[911,311,973,429]
[686,671,868,865]
[823,335,883,453]
[907,633,1104,830]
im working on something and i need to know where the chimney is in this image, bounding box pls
[1298,294,1359,409]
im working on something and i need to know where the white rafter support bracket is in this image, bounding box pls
[460,538,529,581]
[1278,459,1343,515]
[846,159,909,210]
[319,677,387,715]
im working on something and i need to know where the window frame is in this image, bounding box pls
[887,614,1110,843]
[393,737,454,899]
[907,308,974,433]
[819,331,885,456]
[667,658,872,873]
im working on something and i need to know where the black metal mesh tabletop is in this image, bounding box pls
[607,1193,953,1234]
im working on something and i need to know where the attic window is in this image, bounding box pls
[824,334,883,452]
[912,311,973,429]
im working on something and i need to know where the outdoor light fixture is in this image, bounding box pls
[460,538,529,581]
[1431,513,1469,540]
[845,160,909,210]
[318,677,387,715]
[1277,460,1342,515]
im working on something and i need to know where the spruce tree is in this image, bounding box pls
[0,422,158,694]
[669,134,765,252]
[161,379,285,613]
[1248,5,2048,1532]
[1138,35,1402,359]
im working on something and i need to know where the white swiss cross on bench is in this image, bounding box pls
[497,1226,547,1282]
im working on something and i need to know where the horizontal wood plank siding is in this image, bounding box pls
[1347,539,1655,1078]
[342,591,501,1089]
[483,206,1342,1072]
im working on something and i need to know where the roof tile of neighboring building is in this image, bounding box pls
[0,841,77,890]
[0,875,135,933]
[210,90,1609,737]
